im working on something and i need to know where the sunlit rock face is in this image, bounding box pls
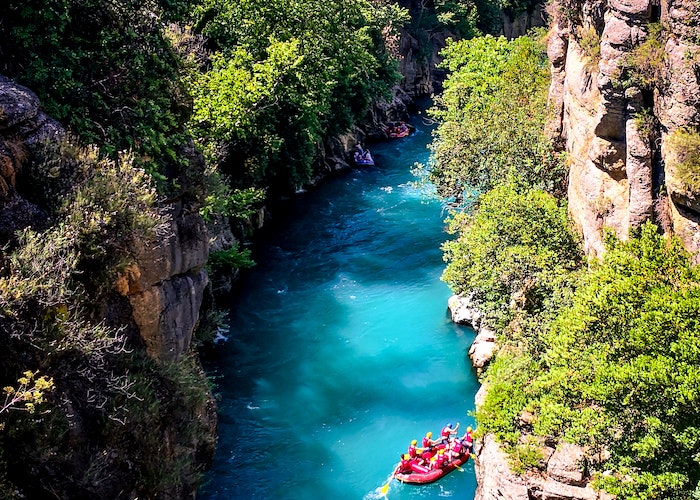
[123,202,209,362]
[547,0,700,259]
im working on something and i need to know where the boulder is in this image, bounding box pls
[475,383,489,408]
[448,293,482,328]
[0,75,40,129]
[547,443,588,486]
[468,327,498,373]
[539,479,602,500]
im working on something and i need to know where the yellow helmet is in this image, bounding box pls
[426,432,432,438]
[438,449,445,454]
[411,439,417,445]
[467,426,473,432]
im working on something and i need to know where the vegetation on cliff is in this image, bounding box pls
[424,31,565,206]
[431,29,700,500]
[0,145,215,497]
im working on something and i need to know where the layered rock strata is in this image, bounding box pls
[547,0,700,258]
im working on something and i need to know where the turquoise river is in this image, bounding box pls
[200,111,480,499]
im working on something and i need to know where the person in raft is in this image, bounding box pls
[441,422,460,444]
[428,449,448,470]
[407,439,421,460]
[448,434,463,460]
[395,453,413,475]
[422,431,441,454]
[461,426,474,452]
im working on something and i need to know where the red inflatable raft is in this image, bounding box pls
[394,453,469,484]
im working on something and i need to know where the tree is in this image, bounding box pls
[425,31,565,206]
[441,178,582,328]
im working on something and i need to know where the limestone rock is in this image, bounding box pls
[0,75,40,129]
[447,293,482,328]
[547,443,587,486]
[502,3,547,39]
[127,203,209,293]
[475,383,489,408]
[609,0,651,17]
[474,434,531,500]
[475,431,614,500]
[469,327,498,373]
[121,202,210,362]
[549,0,700,260]
[129,270,208,362]
[539,479,601,500]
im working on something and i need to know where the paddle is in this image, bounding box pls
[380,476,392,496]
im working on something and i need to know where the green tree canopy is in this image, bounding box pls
[426,31,565,206]
[441,178,582,329]
[188,0,408,195]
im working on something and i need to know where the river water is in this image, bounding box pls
[200,111,479,499]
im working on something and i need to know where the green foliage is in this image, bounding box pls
[479,223,700,497]
[509,435,544,474]
[622,22,666,90]
[473,224,700,498]
[188,0,406,195]
[633,107,658,141]
[207,245,255,276]
[441,179,582,328]
[425,31,566,205]
[0,0,191,185]
[667,127,700,193]
[199,168,266,223]
[475,349,535,445]
[577,25,601,69]
[433,0,480,39]
[0,135,214,497]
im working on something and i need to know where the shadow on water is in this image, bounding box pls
[200,109,479,499]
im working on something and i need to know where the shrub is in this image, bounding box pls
[207,245,255,276]
[622,22,666,89]
[441,178,582,328]
[666,127,700,193]
[577,25,601,70]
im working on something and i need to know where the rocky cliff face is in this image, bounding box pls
[122,202,209,362]
[0,74,215,497]
[547,0,700,258]
[0,75,210,363]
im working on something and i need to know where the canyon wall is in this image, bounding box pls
[547,0,700,258]
[0,75,215,498]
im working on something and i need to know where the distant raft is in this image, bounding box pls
[387,122,410,138]
[353,147,375,166]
